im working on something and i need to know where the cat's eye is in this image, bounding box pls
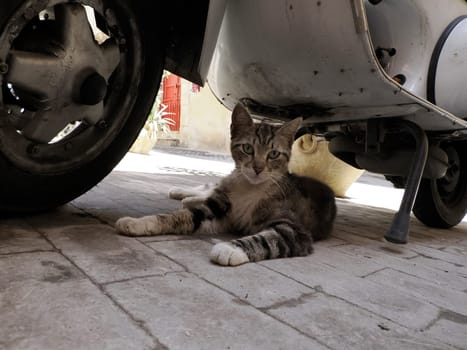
[268,150,281,159]
[242,143,254,155]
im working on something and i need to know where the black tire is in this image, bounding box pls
[0,0,164,212]
[413,141,467,228]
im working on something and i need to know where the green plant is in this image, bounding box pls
[145,102,175,138]
[140,70,175,138]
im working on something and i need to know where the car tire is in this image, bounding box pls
[0,0,164,212]
[413,141,467,228]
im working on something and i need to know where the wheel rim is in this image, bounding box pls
[436,145,463,206]
[0,0,142,174]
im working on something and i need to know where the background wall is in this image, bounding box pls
[159,77,232,153]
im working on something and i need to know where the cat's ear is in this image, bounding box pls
[231,104,254,138]
[277,117,302,144]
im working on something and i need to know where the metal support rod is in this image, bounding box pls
[384,120,429,244]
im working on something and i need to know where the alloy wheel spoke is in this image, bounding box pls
[5,3,121,143]
[21,109,70,143]
[100,40,121,79]
[6,50,63,104]
[55,4,94,49]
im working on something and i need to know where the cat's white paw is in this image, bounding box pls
[168,187,189,200]
[169,184,214,201]
[115,216,157,236]
[210,242,249,266]
[181,196,206,209]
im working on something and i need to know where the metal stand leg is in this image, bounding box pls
[384,121,429,244]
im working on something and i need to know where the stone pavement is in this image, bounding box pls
[1,149,466,350]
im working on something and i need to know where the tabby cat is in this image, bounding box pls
[115,104,336,266]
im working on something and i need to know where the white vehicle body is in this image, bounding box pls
[203,0,467,133]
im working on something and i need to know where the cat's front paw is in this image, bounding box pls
[168,187,188,200]
[181,196,206,209]
[210,242,249,266]
[115,216,154,236]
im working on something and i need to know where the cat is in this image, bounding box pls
[115,104,336,266]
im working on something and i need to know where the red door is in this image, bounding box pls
[161,74,181,131]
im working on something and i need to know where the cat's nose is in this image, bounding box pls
[253,166,264,175]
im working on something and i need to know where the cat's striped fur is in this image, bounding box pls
[116,104,336,266]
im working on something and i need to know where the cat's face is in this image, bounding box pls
[230,105,302,185]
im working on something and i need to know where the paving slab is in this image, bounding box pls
[331,224,420,259]
[407,243,467,266]
[442,245,467,256]
[147,239,313,309]
[408,254,467,277]
[261,257,440,330]
[307,245,386,277]
[28,222,184,284]
[0,251,159,350]
[266,291,452,350]
[366,268,467,315]
[0,219,52,255]
[424,313,467,350]
[335,243,467,291]
[105,272,328,350]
